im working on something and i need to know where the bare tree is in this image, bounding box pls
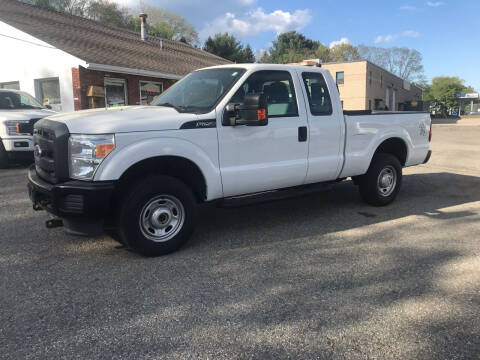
[358,45,424,82]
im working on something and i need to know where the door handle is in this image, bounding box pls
[298,126,307,142]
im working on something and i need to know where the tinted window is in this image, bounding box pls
[0,91,44,110]
[230,70,298,117]
[302,72,332,116]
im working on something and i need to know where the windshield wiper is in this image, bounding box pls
[157,102,182,112]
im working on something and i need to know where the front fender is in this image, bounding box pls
[94,136,223,200]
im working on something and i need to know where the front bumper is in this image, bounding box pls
[2,137,34,151]
[27,165,115,219]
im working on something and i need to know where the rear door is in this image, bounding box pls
[217,69,309,197]
[296,70,344,183]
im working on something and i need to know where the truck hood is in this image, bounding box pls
[0,109,56,122]
[46,106,199,134]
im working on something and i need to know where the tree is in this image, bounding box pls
[262,31,320,63]
[358,45,424,82]
[85,0,133,28]
[21,0,198,43]
[423,77,474,116]
[203,33,255,63]
[315,44,333,63]
[137,6,198,44]
[260,31,361,64]
[242,44,255,63]
[329,43,361,62]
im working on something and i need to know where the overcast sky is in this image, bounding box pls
[113,0,479,91]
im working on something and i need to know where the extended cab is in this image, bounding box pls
[0,89,55,168]
[27,64,432,256]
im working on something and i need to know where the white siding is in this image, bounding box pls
[0,21,86,112]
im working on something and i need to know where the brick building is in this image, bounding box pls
[0,0,229,112]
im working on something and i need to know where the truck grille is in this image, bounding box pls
[33,119,70,184]
[17,118,42,135]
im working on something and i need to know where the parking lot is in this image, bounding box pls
[1,120,479,359]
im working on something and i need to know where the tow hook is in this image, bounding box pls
[33,203,43,211]
[46,218,63,229]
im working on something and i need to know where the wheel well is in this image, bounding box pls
[116,156,207,202]
[374,138,407,166]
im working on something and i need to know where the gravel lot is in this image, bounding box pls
[1,120,480,359]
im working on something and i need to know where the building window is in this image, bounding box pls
[140,80,163,105]
[0,81,20,90]
[368,99,372,110]
[104,78,127,107]
[35,78,61,111]
[380,75,383,88]
[336,71,344,85]
[369,71,372,87]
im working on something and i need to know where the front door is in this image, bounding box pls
[217,69,309,197]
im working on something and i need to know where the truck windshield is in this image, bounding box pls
[152,68,246,114]
[0,91,45,110]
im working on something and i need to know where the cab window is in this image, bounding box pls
[302,72,332,116]
[230,70,298,117]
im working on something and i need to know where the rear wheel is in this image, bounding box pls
[358,153,402,206]
[0,142,9,169]
[118,175,196,256]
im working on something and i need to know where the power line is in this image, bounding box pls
[0,33,56,49]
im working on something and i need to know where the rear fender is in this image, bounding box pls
[341,125,413,177]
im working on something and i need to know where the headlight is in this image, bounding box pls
[5,120,29,135]
[68,134,115,180]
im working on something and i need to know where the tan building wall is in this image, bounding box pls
[322,60,422,111]
[322,61,367,110]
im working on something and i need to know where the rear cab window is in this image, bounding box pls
[301,72,333,116]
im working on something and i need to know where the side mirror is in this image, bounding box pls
[222,93,268,126]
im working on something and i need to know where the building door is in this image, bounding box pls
[104,78,127,107]
[385,87,390,110]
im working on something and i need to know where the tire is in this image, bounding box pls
[118,175,197,256]
[358,153,402,206]
[0,141,9,169]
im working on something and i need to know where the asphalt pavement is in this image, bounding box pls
[1,120,479,359]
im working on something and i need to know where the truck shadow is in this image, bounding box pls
[1,170,479,358]
[191,171,480,251]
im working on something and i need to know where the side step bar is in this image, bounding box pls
[220,181,337,208]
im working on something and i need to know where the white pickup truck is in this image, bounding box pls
[0,89,55,168]
[27,64,432,256]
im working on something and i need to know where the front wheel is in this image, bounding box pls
[118,175,197,256]
[358,153,402,206]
